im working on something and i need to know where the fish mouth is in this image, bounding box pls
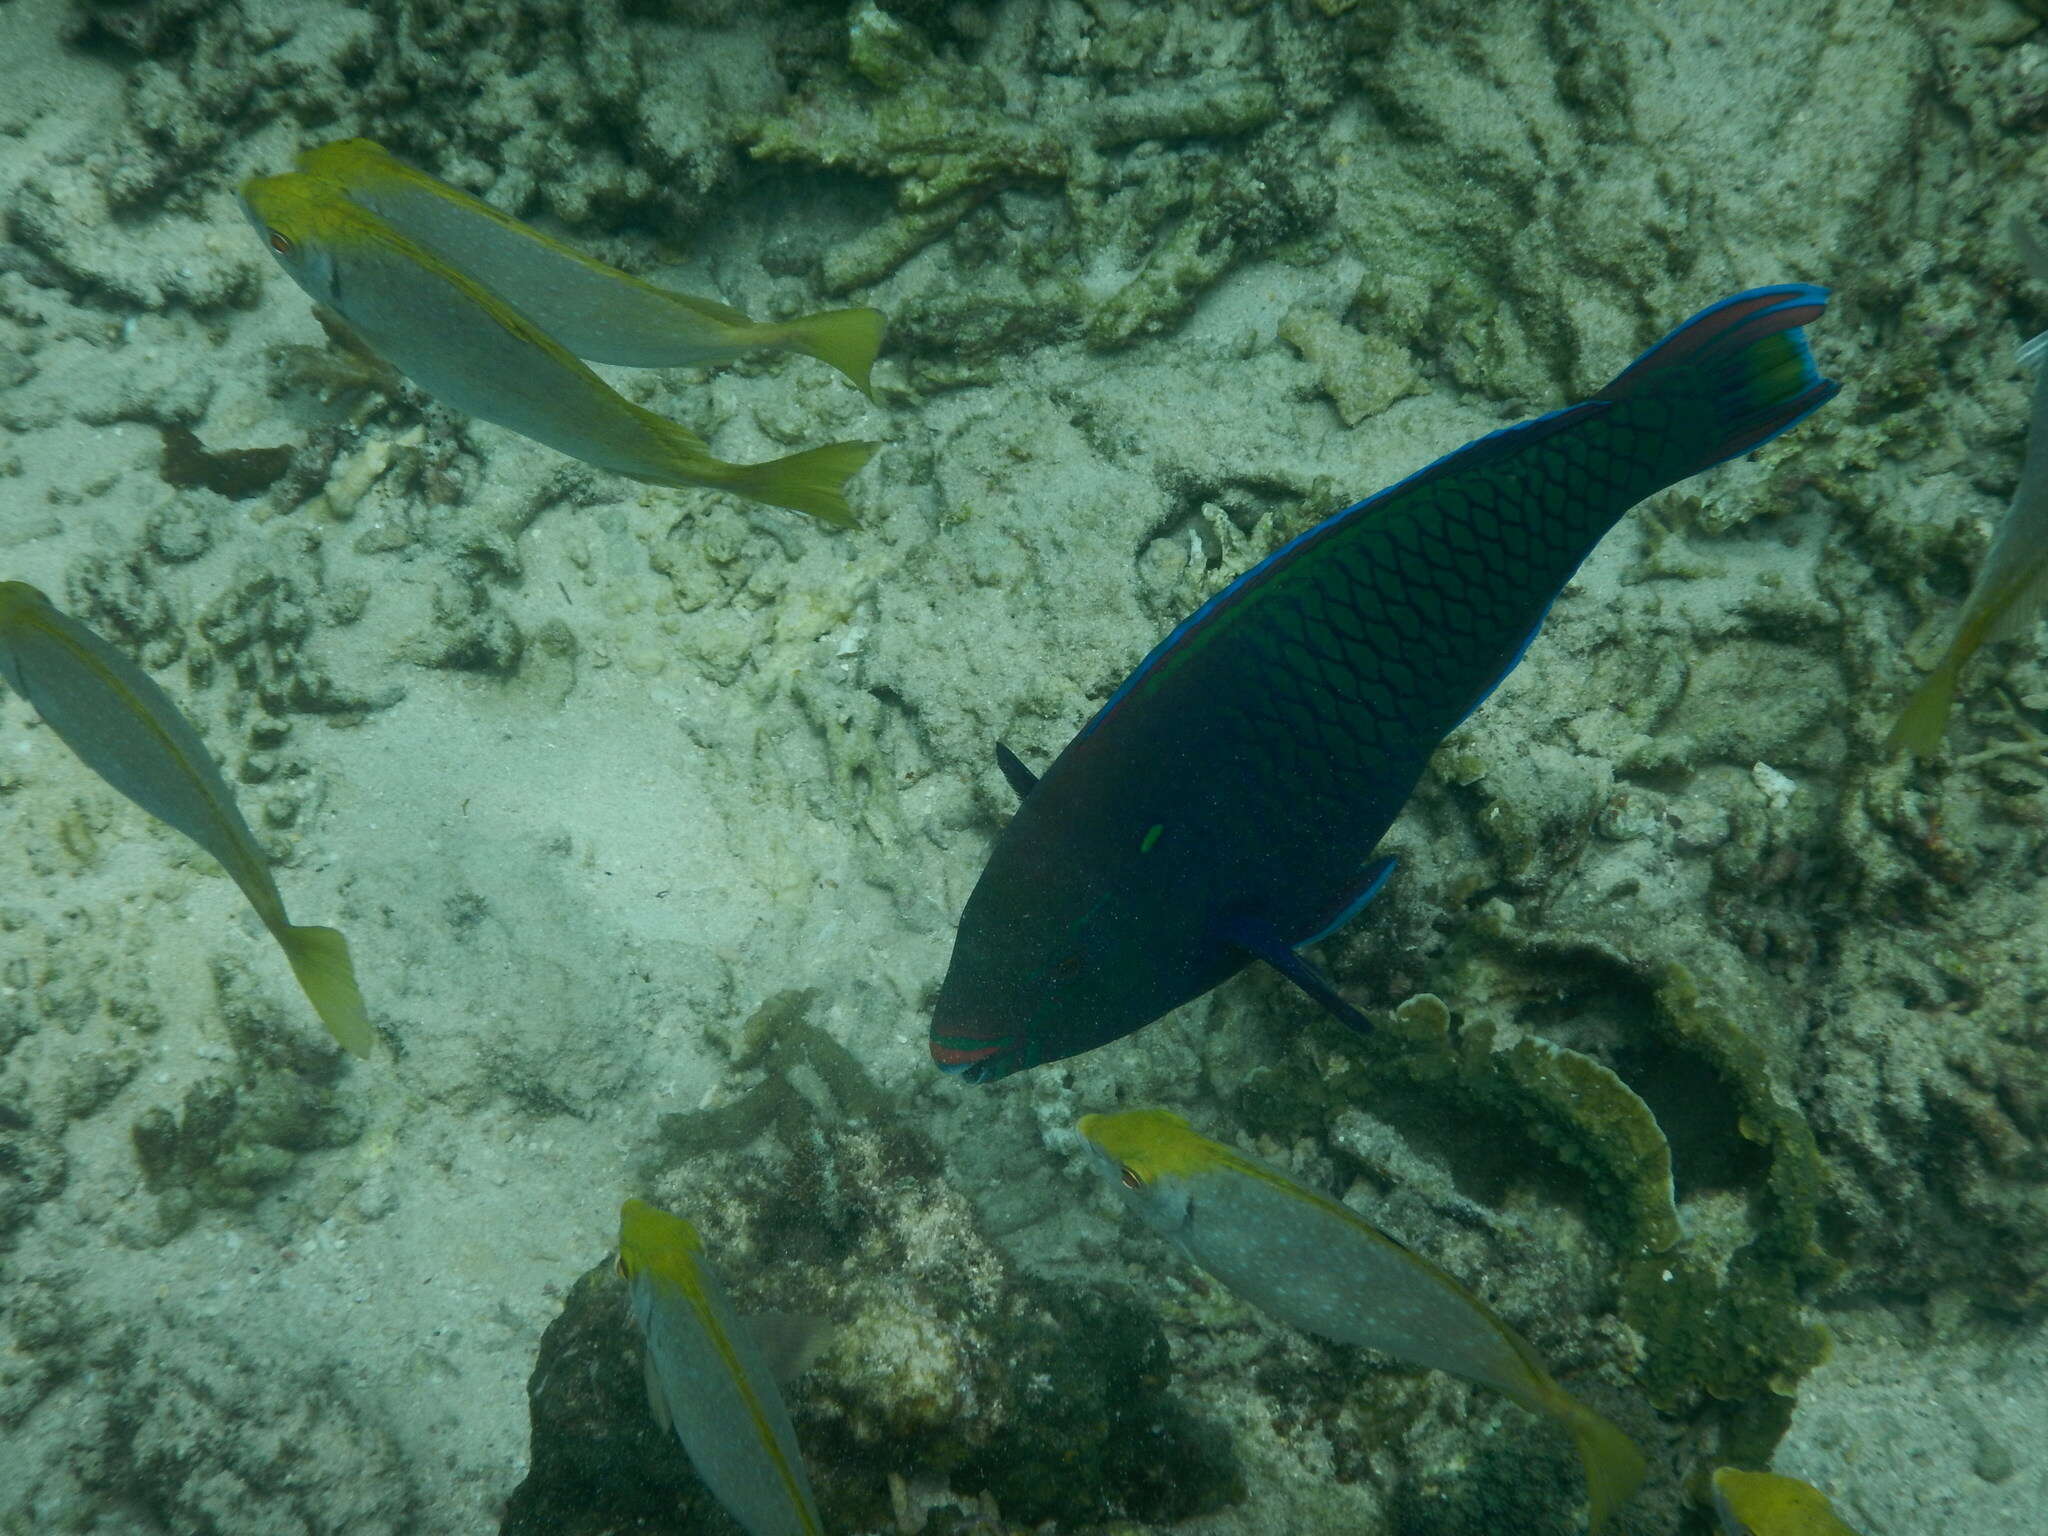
[929,1031,1021,1082]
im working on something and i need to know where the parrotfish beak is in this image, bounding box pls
[929,1032,1018,1081]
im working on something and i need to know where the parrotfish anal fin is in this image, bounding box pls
[1297,855,1398,947]
[994,740,1038,801]
[1216,913,1375,1037]
[746,1312,835,1384]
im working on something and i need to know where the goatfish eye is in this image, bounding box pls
[1120,1165,1144,1190]
[267,228,293,256]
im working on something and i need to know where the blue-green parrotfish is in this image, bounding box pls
[616,1199,825,1536]
[1889,218,2048,755]
[1711,1466,1865,1536]
[1078,1109,1647,1534]
[932,286,1838,1080]
[239,171,879,526]
[0,581,373,1057]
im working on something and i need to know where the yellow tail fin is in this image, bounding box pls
[1886,660,1960,759]
[724,439,881,527]
[280,923,374,1058]
[1566,1400,1647,1535]
[775,307,885,395]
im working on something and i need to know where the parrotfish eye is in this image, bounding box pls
[267,229,293,256]
[1120,1165,1143,1190]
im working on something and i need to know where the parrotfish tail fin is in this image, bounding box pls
[774,307,886,396]
[1561,1397,1648,1536]
[1607,284,1839,473]
[724,439,881,527]
[280,923,375,1058]
[1886,657,1962,758]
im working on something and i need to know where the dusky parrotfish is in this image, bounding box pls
[616,1199,825,1536]
[1078,1109,1647,1533]
[933,286,1838,1080]
[0,581,373,1057]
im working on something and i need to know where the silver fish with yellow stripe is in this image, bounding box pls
[0,581,372,1057]
[1890,217,2048,755]
[616,1199,823,1536]
[292,138,884,391]
[1078,1109,1645,1534]
[239,172,878,527]
[1711,1467,1865,1536]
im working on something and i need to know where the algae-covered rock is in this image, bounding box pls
[1256,924,1835,1470]
[505,998,1241,1534]
[0,1292,418,1536]
[125,955,364,1241]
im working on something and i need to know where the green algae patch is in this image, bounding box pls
[1478,1021,1683,1255]
[1301,933,1838,1462]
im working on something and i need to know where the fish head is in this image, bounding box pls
[238,172,361,305]
[293,137,399,184]
[1076,1110,1203,1236]
[930,800,1239,1082]
[1709,1468,1858,1536]
[616,1197,703,1291]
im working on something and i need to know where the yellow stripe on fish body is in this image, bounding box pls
[1711,1467,1865,1536]
[239,172,876,526]
[0,582,373,1057]
[616,1200,822,1536]
[1889,218,2048,756]
[291,138,884,393]
[1078,1110,1646,1535]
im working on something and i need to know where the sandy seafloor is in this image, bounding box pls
[3,0,2048,1532]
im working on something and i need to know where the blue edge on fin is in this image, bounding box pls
[1215,855,1396,1038]
[1077,284,1835,751]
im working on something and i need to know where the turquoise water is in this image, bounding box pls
[1,2,2044,1532]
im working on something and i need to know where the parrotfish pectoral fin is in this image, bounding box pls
[994,741,1039,801]
[1217,913,1375,1037]
[278,922,374,1058]
[1606,283,1840,468]
[1296,855,1397,947]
